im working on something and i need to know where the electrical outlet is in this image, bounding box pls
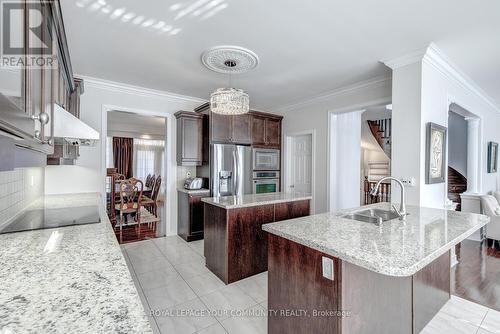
[322,256,334,281]
[400,177,416,187]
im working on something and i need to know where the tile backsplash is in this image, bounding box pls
[0,167,44,223]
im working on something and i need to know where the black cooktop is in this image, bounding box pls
[0,205,101,234]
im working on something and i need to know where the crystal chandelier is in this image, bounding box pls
[210,87,249,115]
[202,46,259,115]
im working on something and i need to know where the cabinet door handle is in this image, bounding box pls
[32,112,50,125]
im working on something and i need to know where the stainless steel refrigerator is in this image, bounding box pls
[211,144,252,197]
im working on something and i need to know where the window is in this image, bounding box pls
[133,138,165,188]
[106,136,113,168]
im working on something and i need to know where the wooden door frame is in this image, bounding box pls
[283,130,316,214]
[100,104,175,236]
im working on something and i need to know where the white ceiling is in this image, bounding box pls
[62,0,500,111]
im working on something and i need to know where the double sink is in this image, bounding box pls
[342,208,401,225]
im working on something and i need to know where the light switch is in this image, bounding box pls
[322,256,334,281]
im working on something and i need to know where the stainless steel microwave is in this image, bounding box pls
[252,148,280,171]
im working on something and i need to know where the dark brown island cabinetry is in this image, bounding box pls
[251,112,283,148]
[267,236,451,334]
[175,111,206,166]
[177,190,210,241]
[203,199,311,284]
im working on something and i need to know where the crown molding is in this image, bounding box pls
[382,43,500,113]
[275,75,392,113]
[382,47,427,70]
[422,43,500,114]
[78,75,207,104]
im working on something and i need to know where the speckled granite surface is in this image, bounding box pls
[0,193,152,334]
[263,202,489,277]
[177,188,211,195]
[201,192,312,209]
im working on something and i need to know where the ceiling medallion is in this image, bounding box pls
[202,46,258,115]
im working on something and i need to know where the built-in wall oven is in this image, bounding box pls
[252,148,280,171]
[253,171,280,194]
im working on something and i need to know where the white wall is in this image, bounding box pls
[389,45,500,209]
[279,77,392,213]
[448,111,468,177]
[391,62,423,206]
[45,76,205,236]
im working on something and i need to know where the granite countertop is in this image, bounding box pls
[0,193,152,334]
[177,188,211,195]
[201,192,312,209]
[263,202,489,277]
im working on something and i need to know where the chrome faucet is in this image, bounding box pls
[370,176,407,220]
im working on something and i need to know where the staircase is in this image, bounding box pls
[367,119,392,158]
[448,167,467,211]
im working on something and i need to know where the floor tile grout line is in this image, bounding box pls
[122,245,162,333]
[479,309,489,328]
[147,240,226,334]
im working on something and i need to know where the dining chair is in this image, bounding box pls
[145,174,152,187]
[142,176,162,217]
[146,174,156,188]
[115,178,144,238]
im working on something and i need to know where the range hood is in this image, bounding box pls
[53,104,99,146]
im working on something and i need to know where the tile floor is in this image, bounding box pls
[121,236,500,334]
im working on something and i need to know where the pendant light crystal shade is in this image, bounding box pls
[210,88,250,115]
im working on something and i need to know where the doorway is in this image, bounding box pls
[284,131,315,213]
[101,105,174,244]
[328,102,392,212]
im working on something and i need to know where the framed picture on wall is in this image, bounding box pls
[425,122,447,184]
[488,142,498,173]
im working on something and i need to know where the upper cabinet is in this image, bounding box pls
[175,111,205,166]
[210,112,252,145]
[0,0,77,156]
[251,112,282,148]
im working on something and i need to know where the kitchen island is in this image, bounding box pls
[0,193,151,334]
[202,192,312,284]
[262,202,489,334]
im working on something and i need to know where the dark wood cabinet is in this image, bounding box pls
[230,114,252,144]
[204,199,311,284]
[210,112,232,143]
[251,116,266,146]
[210,112,252,145]
[193,103,282,147]
[178,190,210,242]
[274,200,311,221]
[250,112,283,148]
[268,234,341,334]
[266,117,281,147]
[175,111,204,166]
